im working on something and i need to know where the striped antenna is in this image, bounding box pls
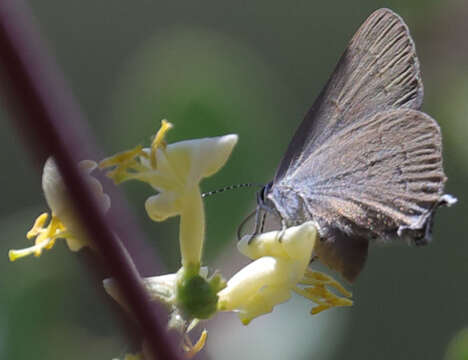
[202,183,263,198]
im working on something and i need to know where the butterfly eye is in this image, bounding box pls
[256,187,265,205]
[258,182,273,205]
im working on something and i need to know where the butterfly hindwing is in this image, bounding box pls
[270,108,449,281]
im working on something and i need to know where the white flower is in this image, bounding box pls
[100,120,235,356]
[42,158,111,250]
[9,157,110,261]
[218,222,353,324]
[144,134,238,266]
[218,222,317,324]
[100,120,238,267]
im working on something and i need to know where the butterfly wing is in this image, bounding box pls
[271,108,453,282]
[267,9,455,282]
[313,230,369,283]
[274,8,423,182]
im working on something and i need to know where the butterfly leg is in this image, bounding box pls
[275,218,288,243]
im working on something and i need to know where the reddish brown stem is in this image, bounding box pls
[0,1,183,359]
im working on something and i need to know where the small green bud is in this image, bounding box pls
[175,265,226,319]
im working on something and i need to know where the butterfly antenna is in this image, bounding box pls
[202,183,263,198]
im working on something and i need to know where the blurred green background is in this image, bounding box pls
[1,0,467,359]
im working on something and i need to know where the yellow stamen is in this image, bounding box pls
[300,268,352,298]
[100,145,145,168]
[8,241,51,261]
[26,213,49,239]
[99,121,174,184]
[293,269,353,315]
[184,329,208,358]
[42,216,67,251]
[9,213,69,262]
[99,145,145,184]
[150,120,173,168]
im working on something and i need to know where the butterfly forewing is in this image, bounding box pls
[274,8,423,182]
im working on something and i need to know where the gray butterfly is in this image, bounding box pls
[242,8,457,282]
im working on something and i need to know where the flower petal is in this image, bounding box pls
[238,222,317,262]
[145,191,181,221]
[164,134,238,186]
[218,223,318,324]
[65,236,87,252]
[195,134,238,178]
[42,157,70,218]
[218,256,296,324]
[42,157,111,220]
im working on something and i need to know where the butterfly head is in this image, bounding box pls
[236,181,285,241]
[256,181,274,210]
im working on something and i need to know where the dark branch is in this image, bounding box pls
[0,1,183,359]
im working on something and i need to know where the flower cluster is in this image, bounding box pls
[100,120,236,355]
[10,120,352,358]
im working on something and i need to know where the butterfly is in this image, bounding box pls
[241,8,456,282]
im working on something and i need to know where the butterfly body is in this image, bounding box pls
[246,8,456,282]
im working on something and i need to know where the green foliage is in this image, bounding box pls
[445,328,468,360]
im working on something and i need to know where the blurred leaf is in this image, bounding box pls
[445,328,468,360]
